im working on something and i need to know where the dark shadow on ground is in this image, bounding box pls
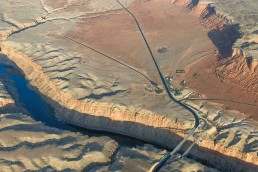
[38,81,258,172]
[1,53,257,172]
[187,0,199,10]
[208,24,241,58]
[200,4,216,19]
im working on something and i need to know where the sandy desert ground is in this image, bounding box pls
[0,0,257,171]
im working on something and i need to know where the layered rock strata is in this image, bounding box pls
[0,0,257,171]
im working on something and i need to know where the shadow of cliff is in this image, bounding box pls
[0,135,76,152]
[0,62,151,147]
[0,101,27,115]
[208,24,241,59]
[186,144,258,172]
[200,4,216,19]
[1,57,257,172]
[187,0,199,10]
[40,88,258,172]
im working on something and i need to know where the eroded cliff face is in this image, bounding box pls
[219,49,258,92]
[165,0,258,93]
[0,59,220,172]
[0,50,220,172]
[183,0,258,91]
[1,32,258,172]
[174,0,257,118]
[0,0,257,171]
[1,45,183,146]
[0,113,119,171]
[0,71,118,171]
[0,82,14,107]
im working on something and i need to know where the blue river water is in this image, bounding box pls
[0,65,70,130]
[0,65,148,147]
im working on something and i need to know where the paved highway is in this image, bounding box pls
[115,0,200,171]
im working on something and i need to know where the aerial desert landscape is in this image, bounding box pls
[0,0,257,171]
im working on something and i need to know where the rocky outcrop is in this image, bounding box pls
[0,111,220,172]
[0,82,14,107]
[1,45,183,146]
[0,73,118,171]
[0,113,119,171]
[1,44,258,171]
[219,49,258,91]
[183,99,258,171]
[1,0,257,171]
[176,0,258,92]
[0,63,218,172]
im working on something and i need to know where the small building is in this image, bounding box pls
[165,76,173,84]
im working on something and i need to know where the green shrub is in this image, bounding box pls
[174,89,182,96]
[155,88,163,94]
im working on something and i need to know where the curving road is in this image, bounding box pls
[114,0,200,171]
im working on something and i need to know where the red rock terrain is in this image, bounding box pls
[180,0,258,119]
[0,0,257,171]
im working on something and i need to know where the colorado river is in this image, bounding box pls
[0,64,149,147]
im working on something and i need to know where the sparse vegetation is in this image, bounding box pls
[174,89,182,96]
[170,88,182,96]
[193,72,200,77]
[155,88,164,94]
